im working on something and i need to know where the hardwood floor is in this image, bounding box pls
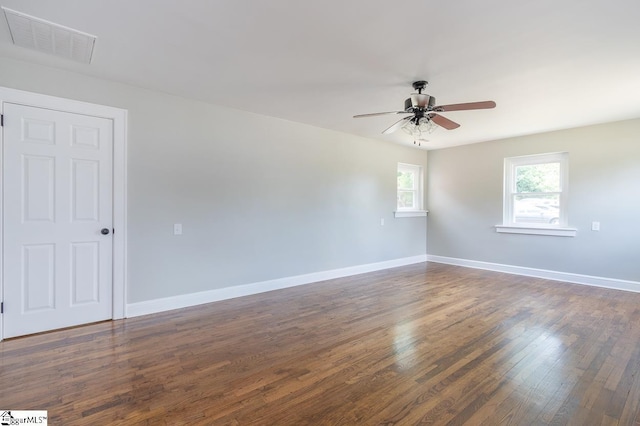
[2,262,640,425]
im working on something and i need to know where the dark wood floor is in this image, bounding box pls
[2,262,640,425]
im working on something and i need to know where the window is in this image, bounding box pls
[497,152,575,236]
[395,163,427,217]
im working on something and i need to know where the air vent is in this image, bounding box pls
[2,7,96,64]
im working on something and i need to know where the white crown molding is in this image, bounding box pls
[427,255,640,293]
[126,255,428,318]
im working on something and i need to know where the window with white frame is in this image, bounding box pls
[498,152,575,236]
[396,163,425,216]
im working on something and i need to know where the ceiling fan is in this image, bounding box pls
[354,80,496,145]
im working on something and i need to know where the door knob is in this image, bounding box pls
[101,228,110,235]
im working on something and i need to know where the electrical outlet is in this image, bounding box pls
[591,221,600,231]
[174,223,183,235]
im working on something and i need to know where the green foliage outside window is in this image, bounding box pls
[515,163,560,193]
[397,171,414,190]
[397,171,416,208]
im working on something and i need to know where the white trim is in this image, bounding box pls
[394,210,428,218]
[427,255,640,293]
[0,87,128,340]
[495,225,577,237]
[126,255,428,318]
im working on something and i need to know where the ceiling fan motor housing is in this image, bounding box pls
[411,93,430,108]
[406,95,437,111]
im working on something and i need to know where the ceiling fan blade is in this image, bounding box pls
[429,113,460,130]
[434,100,496,112]
[353,111,410,118]
[382,117,411,134]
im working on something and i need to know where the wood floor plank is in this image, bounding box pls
[2,262,640,425]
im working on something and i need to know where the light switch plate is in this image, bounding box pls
[174,223,183,235]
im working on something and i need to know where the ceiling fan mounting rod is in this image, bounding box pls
[412,80,428,94]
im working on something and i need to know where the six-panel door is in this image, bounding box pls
[3,103,113,338]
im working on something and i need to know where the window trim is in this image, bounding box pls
[495,224,576,237]
[497,152,576,237]
[395,163,427,217]
[394,210,428,218]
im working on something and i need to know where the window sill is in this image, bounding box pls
[395,210,428,218]
[495,225,577,237]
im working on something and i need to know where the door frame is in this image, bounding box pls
[0,86,128,341]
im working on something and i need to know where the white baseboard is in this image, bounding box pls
[126,255,428,318]
[427,255,640,293]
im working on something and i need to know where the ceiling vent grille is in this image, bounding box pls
[2,7,96,64]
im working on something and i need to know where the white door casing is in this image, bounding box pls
[0,87,127,340]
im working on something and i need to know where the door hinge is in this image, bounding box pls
[113,228,115,235]
[1,302,3,314]
[1,114,4,127]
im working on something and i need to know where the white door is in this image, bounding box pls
[2,103,113,338]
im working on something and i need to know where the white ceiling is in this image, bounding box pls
[1,0,639,150]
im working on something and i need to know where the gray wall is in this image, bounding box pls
[427,119,640,281]
[0,57,428,303]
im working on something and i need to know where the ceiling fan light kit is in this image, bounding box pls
[353,80,496,146]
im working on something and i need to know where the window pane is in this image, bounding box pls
[515,162,560,193]
[504,152,568,228]
[513,194,560,225]
[398,191,415,208]
[397,171,415,190]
